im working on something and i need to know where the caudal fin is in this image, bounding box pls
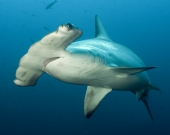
[141,96,154,122]
[131,90,154,122]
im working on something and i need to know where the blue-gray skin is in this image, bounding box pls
[65,17,159,121]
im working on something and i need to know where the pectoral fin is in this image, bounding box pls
[84,86,112,118]
[111,67,157,75]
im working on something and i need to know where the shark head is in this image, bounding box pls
[14,23,82,86]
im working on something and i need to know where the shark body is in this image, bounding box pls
[14,16,159,121]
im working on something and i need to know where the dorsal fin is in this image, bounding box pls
[95,15,111,41]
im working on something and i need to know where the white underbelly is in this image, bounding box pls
[45,54,104,82]
[45,54,149,91]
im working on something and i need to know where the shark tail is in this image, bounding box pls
[132,83,160,122]
[141,96,154,122]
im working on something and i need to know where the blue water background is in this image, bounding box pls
[0,0,170,134]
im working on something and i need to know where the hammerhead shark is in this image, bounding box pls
[14,16,159,121]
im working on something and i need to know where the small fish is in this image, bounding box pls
[45,0,57,10]
[43,27,50,32]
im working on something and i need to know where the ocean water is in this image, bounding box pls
[0,0,170,135]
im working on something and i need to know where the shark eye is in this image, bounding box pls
[66,23,74,29]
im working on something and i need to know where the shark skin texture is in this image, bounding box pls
[14,16,159,122]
